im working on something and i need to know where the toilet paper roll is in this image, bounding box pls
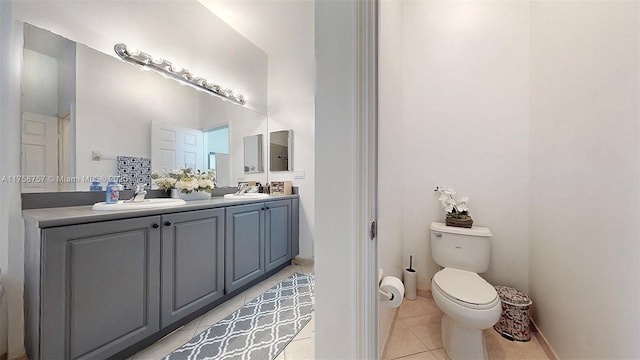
[380,276,405,308]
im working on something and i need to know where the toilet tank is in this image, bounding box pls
[430,222,493,273]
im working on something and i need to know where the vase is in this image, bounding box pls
[445,213,473,228]
[178,190,211,201]
[169,189,179,199]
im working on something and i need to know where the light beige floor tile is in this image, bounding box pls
[133,329,194,359]
[393,351,438,360]
[179,316,202,332]
[293,314,315,340]
[430,347,450,360]
[277,264,304,281]
[300,261,315,275]
[285,337,315,360]
[401,311,443,350]
[198,295,245,327]
[386,320,428,359]
[275,350,287,360]
[398,296,441,319]
[485,329,549,359]
[245,275,279,302]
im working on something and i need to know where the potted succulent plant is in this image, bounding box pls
[435,186,473,228]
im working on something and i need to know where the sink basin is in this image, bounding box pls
[92,198,187,211]
[223,193,270,200]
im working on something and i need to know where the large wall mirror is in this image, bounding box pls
[270,130,293,171]
[18,6,269,192]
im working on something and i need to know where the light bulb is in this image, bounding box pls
[170,65,183,73]
[125,45,140,56]
[151,56,164,65]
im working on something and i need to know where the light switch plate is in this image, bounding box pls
[294,169,305,179]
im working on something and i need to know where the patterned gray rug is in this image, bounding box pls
[165,273,314,360]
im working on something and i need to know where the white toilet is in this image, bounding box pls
[430,222,502,360]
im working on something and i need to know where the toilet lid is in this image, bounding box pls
[433,268,497,306]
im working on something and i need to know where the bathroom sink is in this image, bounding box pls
[92,198,187,211]
[223,193,271,200]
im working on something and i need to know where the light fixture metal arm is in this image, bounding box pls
[113,43,246,105]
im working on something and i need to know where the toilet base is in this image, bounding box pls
[441,314,489,360]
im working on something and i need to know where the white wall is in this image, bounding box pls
[529,2,640,358]
[315,0,357,357]
[199,0,316,260]
[0,3,26,356]
[398,1,531,292]
[378,0,404,354]
[381,1,640,357]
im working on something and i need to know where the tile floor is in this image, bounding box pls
[132,262,315,359]
[384,293,550,360]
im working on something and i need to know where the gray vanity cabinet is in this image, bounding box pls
[35,216,161,360]
[225,199,298,292]
[24,195,300,360]
[161,208,225,328]
[225,203,265,292]
[264,199,292,272]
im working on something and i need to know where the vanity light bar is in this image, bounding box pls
[114,43,246,105]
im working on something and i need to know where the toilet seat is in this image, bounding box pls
[432,268,499,310]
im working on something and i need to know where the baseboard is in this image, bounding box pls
[380,307,399,360]
[530,318,559,360]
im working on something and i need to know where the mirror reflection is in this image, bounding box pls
[243,134,264,173]
[20,23,268,192]
[21,23,76,192]
[270,130,293,171]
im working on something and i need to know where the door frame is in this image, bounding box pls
[355,0,379,358]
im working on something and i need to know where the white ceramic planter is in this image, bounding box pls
[178,190,211,201]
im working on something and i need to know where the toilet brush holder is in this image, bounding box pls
[403,268,417,300]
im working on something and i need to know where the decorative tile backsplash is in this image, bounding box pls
[117,156,151,190]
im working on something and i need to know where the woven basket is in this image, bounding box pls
[445,214,473,228]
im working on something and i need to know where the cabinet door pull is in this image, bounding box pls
[261,207,265,210]
[164,221,172,226]
[265,206,269,210]
[152,223,160,229]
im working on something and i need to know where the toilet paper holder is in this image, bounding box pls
[378,269,405,307]
[379,287,395,302]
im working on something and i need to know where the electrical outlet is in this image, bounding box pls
[294,169,305,179]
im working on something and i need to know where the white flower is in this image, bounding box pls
[435,186,470,214]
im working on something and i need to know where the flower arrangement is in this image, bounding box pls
[435,186,473,228]
[151,167,216,194]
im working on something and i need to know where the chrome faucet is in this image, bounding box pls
[235,183,249,195]
[127,183,148,203]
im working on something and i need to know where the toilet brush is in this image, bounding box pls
[404,255,417,300]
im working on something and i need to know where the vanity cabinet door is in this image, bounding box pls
[40,216,161,360]
[225,203,265,293]
[161,208,224,328]
[264,199,292,272]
